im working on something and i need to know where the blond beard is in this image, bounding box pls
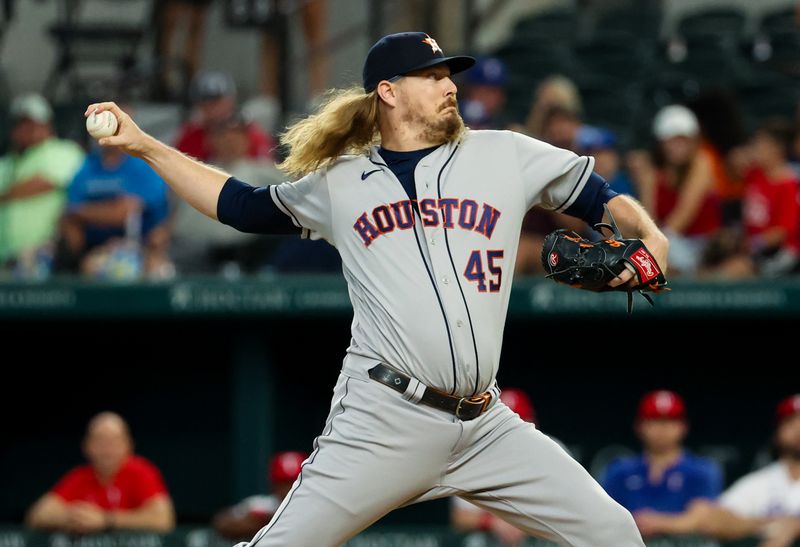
[401,101,465,145]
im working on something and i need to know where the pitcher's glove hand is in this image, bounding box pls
[541,205,668,312]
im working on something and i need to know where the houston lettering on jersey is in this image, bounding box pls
[354,198,501,246]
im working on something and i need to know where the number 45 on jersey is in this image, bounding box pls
[464,250,504,292]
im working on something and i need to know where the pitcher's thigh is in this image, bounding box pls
[451,415,643,547]
[249,376,458,547]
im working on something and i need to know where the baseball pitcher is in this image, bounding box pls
[85,32,669,547]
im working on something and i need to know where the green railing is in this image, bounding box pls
[0,526,785,547]
[1,276,799,318]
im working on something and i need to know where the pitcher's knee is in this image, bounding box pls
[586,502,642,546]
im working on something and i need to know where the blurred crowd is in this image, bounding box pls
[22,392,800,546]
[0,79,341,281]
[2,1,800,281]
[455,54,800,281]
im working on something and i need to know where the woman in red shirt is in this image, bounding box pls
[636,105,721,275]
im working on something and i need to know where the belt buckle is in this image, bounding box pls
[455,392,492,420]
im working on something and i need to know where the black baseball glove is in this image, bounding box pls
[541,205,668,312]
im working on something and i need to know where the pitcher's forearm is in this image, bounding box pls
[606,194,665,242]
[140,136,230,220]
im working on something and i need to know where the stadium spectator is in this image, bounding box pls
[243,0,328,133]
[0,94,84,273]
[635,105,721,275]
[522,75,582,139]
[575,126,637,197]
[25,412,174,534]
[459,57,509,130]
[175,71,275,163]
[58,141,171,279]
[688,90,748,225]
[515,104,587,274]
[451,388,536,546]
[155,0,213,100]
[213,451,307,540]
[602,391,722,518]
[634,395,800,547]
[170,112,283,274]
[713,119,800,278]
[540,106,582,153]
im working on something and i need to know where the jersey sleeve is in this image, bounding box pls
[511,131,594,211]
[51,468,86,501]
[719,474,764,517]
[270,171,334,243]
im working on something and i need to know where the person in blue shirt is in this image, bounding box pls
[58,144,170,278]
[602,390,722,517]
[575,125,637,198]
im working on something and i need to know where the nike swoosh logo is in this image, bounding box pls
[361,169,383,180]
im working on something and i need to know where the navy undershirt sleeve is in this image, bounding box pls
[563,171,619,226]
[216,176,300,235]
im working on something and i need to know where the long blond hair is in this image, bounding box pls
[278,87,380,177]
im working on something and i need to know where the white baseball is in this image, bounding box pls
[86,110,118,139]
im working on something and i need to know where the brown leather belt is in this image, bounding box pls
[368,363,493,421]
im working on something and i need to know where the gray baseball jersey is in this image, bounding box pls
[271,130,593,396]
[241,129,643,546]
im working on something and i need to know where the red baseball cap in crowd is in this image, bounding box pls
[776,394,800,423]
[269,451,308,483]
[637,390,686,420]
[500,388,536,423]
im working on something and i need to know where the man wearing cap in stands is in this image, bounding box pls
[175,71,275,163]
[602,391,722,519]
[213,452,308,540]
[0,93,84,270]
[459,56,509,130]
[633,394,800,547]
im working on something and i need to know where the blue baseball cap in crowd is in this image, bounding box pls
[466,57,508,87]
[575,125,617,153]
[363,32,475,92]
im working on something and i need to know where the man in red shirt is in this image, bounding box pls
[25,412,175,534]
[175,71,275,163]
[716,119,800,277]
[742,119,800,275]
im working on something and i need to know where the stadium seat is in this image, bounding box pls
[592,5,660,43]
[494,37,576,82]
[763,31,800,79]
[45,0,153,101]
[578,79,643,148]
[512,8,579,43]
[737,79,800,129]
[676,7,747,41]
[572,31,657,83]
[658,32,752,87]
[758,6,797,36]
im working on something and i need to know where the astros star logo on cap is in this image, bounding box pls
[422,34,442,54]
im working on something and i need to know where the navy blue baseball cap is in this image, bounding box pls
[363,32,475,92]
